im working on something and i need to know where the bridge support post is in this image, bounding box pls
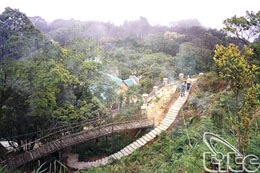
[179,73,184,79]
[153,86,158,95]
[142,94,148,104]
[141,104,147,116]
[163,78,168,86]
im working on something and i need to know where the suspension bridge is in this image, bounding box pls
[1,79,195,170]
[0,116,154,169]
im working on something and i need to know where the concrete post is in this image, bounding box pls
[142,94,148,104]
[163,78,168,86]
[141,104,147,116]
[153,86,158,95]
[179,73,184,79]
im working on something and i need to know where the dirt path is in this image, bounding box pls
[146,85,177,126]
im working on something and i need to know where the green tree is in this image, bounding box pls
[0,7,48,60]
[223,10,260,44]
[175,42,211,75]
[213,43,260,153]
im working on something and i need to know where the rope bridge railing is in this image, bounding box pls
[2,114,148,156]
[2,117,154,168]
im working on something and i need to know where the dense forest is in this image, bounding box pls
[0,6,259,172]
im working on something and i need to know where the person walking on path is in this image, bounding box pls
[187,76,191,91]
[181,81,186,97]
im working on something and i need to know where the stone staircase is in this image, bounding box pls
[66,90,190,170]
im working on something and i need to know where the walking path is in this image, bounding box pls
[65,88,191,170]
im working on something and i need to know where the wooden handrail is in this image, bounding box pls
[3,118,154,168]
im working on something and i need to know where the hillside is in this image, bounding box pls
[79,73,260,172]
[0,6,259,173]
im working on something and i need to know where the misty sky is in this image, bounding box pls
[0,0,259,28]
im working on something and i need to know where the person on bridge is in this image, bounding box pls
[181,81,186,97]
[187,76,191,91]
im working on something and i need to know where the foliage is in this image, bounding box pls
[198,72,228,93]
[223,10,260,43]
[144,33,180,56]
[78,117,222,173]
[2,6,259,172]
[0,7,50,61]
[81,72,260,172]
[0,8,107,142]
[175,42,212,75]
[213,43,260,153]
[72,132,140,161]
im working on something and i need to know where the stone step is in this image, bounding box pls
[175,102,183,106]
[167,112,178,116]
[127,144,135,151]
[163,119,175,124]
[157,126,166,131]
[142,135,151,142]
[168,111,179,115]
[166,115,177,119]
[111,154,117,159]
[161,119,173,124]
[117,151,124,158]
[164,116,176,121]
[169,108,180,111]
[139,137,147,143]
[121,149,129,156]
[149,130,158,136]
[172,106,181,110]
[149,129,158,136]
[144,134,154,140]
[124,146,133,153]
[153,128,161,134]
[169,106,180,110]
[161,121,172,126]
[159,122,170,128]
[179,98,187,101]
[158,124,168,131]
[162,118,173,122]
[164,116,175,121]
[132,141,141,148]
[130,142,139,149]
[136,138,146,146]
[146,132,155,138]
[114,153,121,159]
[171,105,181,108]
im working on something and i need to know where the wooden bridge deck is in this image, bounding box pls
[4,118,154,168]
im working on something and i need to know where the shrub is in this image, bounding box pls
[198,72,228,93]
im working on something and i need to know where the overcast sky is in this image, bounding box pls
[0,0,259,28]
